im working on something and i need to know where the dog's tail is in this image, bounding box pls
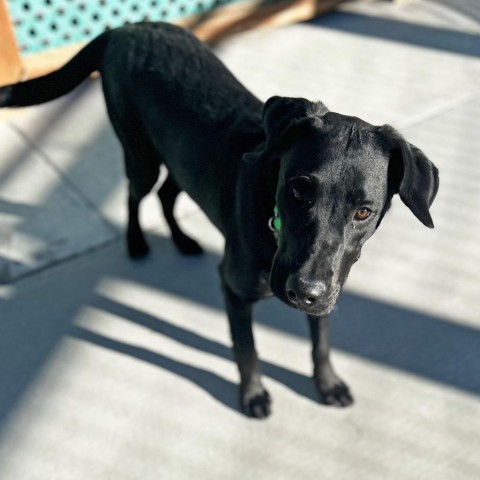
[0,32,109,108]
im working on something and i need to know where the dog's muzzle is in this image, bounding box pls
[285,275,340,314]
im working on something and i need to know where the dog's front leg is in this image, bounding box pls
[308,315,354,407]
[221,281,271,419]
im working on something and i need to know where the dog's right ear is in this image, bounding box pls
[242,96,328,163]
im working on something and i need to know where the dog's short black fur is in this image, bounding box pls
[0,22,439,418]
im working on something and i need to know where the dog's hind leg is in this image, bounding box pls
[127,183,151,259]
[158,174,204,255]
[105,100,161,259]
[121,147,160,259]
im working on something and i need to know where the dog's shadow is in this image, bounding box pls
[70,290,319,415]
[72,322,241,413]
[67,232,480,414]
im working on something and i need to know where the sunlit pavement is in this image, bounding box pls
[0,1,479,479]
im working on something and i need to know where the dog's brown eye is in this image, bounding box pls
[354,207,372,221]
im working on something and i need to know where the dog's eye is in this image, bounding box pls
[288,176,313,204]
[354,207,372,221]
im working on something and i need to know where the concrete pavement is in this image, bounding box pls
[0,1,479,478]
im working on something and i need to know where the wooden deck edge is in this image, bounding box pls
[183,0,345,44]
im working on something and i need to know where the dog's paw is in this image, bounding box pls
[315,376,354,407]
[127,235,150,259]
[240,384,272,419]
[174,234,204,256]
[314,368,354,407]
[317,381,354,407]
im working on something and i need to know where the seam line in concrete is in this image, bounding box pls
[394,89,480,130]
[1,234,122,286]
[7,122,118,236]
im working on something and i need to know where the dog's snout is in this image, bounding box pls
[286,276,326,308]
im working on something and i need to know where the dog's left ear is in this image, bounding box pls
[378,125,439,228]
[243,96,328,163]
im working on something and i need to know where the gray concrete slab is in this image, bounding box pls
[0,81,202,281]
[0,0,479,479]
[0,122,115,283]
[0,225,479,480]
[214,5,480,127]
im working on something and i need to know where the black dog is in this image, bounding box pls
[0,22,439,418]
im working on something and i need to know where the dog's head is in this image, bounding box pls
[244,96,439,315]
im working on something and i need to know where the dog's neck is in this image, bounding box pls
[257,155,281,248]
[237,152,279,258]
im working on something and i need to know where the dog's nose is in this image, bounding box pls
[286,276,326,308]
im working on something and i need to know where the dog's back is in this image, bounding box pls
[0,22,264,232]
[100,23,264,230]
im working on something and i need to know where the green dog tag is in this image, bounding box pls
[273,206,282,232]
[268,206,282,246]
